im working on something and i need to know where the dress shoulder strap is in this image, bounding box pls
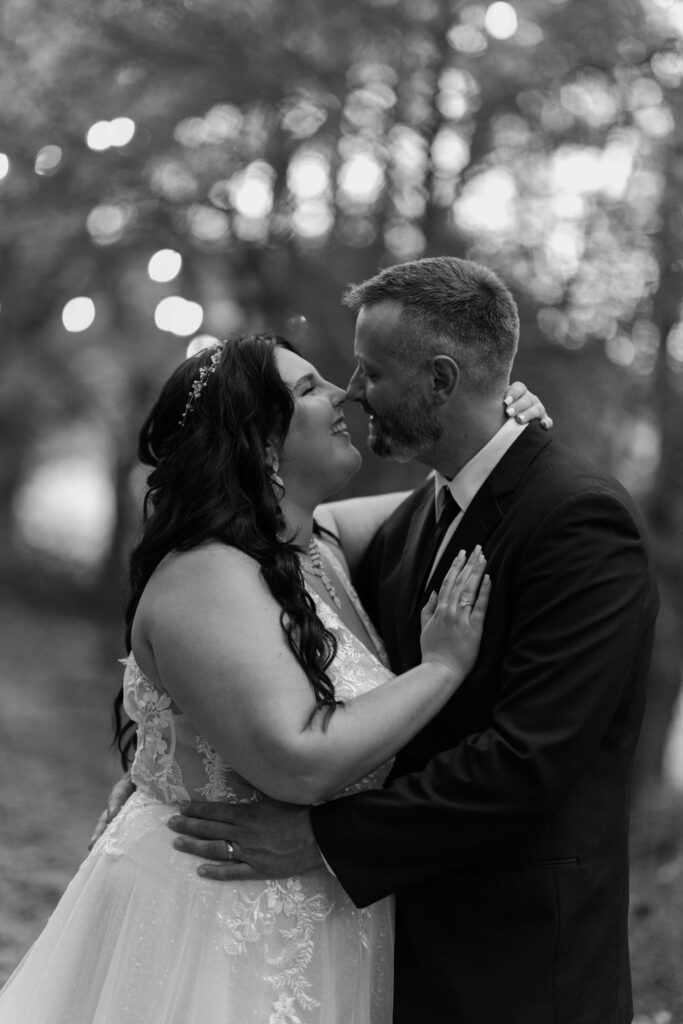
[317,539,389,667]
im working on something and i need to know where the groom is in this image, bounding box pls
[170,257,658,1023]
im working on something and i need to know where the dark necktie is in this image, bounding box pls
[417,488,461,599]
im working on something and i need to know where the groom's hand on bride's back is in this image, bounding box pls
[168,797,323,881]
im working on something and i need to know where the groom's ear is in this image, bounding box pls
[430,355,459,405]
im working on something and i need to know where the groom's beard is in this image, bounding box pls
[367,388,443,463]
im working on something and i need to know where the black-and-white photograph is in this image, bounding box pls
[0,1,681,1021]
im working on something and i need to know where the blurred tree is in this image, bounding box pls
[1,0,682,787]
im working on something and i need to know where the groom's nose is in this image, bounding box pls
[346,367,363,402]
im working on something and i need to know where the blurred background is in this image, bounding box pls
[0,0,682,1016]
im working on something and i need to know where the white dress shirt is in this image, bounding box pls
[427,419,528,586]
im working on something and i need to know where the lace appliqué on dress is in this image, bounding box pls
[122,655,190,804]
[117,562,395,1022]
[310,594,394,797]
[219,879,334,1020]
[195,737,261,803]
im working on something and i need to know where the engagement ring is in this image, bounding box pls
[224,841,235,861]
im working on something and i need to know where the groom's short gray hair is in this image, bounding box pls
[342,256,519,393]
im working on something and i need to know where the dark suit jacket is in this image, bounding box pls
[311,424,658,1024]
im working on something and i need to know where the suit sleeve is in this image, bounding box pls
[311,489,658,906]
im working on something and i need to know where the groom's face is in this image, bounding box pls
[347,300,442,463]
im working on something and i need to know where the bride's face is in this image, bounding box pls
[274,347,362,504]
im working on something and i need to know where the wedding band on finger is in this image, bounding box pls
[224,841,235,862]
[459,597,473,608]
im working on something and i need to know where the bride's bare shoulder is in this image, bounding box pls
[142,543,269,612]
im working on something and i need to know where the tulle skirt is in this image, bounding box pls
[0,791,394,1024]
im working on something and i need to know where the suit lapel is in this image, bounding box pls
[412,424,553,613]
[391,480,434,628]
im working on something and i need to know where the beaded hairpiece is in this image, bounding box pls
[178,345,223,429]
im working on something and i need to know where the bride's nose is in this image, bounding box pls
[331,385,347,407]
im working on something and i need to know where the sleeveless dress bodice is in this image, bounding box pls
[0,544,397,1024]
[123,570,394,808]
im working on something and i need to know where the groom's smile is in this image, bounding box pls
[348,300,443,462]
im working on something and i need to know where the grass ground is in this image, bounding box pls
[1,596,682,1020]
[629,791,683,1023]
[0,596,120,983]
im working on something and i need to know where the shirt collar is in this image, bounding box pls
[434,419,528,515]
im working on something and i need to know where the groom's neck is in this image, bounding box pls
[419,401,506,480]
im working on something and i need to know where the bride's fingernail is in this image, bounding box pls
[504,395,513,406]
[516,413,525,422]
[168,816,179,829]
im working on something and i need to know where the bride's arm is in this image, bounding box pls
[315,381,553,574]
[314,492,411,577]
[137,544,487,807]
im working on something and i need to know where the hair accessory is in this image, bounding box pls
[178,346,223,428]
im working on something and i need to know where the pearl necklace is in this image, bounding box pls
[300,538,342,609]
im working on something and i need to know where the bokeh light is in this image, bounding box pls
[86,121,110,151]
[154,296,204,336]
[0,153,10,180]
[229,163,274,218]
[35,145,63,176]
[338,153,384,204]
[148,249,183,282]
[86,204,130,245]
[175,104,243,147]
[431,128,470,174]
[447,24,488,54]
[14,453,115,567]
[86,118,136,151]
[109,117,136,147]
[187,205,230,244]
[281,96,328,138]
[667,1,683,37]
[453,167,517,233]
[62,297,96,332]
[151,159,198,200]
[384,222,426,259]
[287,150,330,199]
[292,199,335,239]
[485,2,518,40]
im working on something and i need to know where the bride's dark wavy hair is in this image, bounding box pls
[114,332,339,768]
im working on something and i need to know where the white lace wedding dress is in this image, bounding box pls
[0,556,395,1024]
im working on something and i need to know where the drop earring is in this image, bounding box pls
[269,453,284,493]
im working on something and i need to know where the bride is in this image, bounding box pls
[0,334,546,1024]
